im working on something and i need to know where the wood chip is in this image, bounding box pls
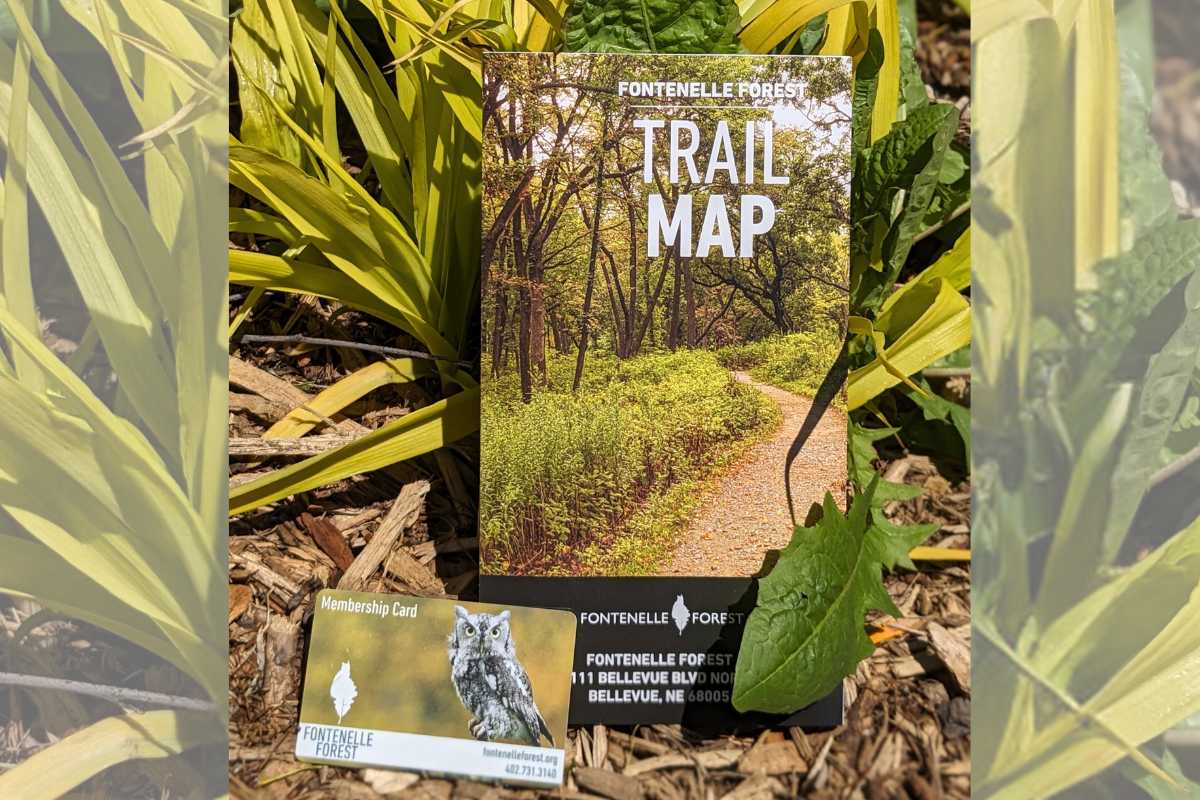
[264,614,299,708]
[623,747,742,776]
[230,357,363,435]
[339,481,431,591]
[230,392,289,421]
[573,766,644,800]
[361,769,420,795]
[233,549,302,599]
[229,584,253,624]
[927,622,971,693]
[383,547,444,596]
[300,512,355,571]
[605,730,672,756]
[229,434,361,458]
[736,740,807,776]
[719,775,786,800]
[593,723,609,769]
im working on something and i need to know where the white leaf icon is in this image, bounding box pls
[671,595,689,636]
[331,661,357,724]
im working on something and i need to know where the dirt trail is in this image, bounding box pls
[665,371,848,577]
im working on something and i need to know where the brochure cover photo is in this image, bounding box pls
[480,52,849,579]
[479,52,850,725]
[296,591,576,787]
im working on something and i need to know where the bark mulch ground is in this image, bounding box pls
[227,389,970,800]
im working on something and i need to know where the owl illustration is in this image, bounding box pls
[447,606,553,746]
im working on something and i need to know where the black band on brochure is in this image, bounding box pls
[480,576,843,730]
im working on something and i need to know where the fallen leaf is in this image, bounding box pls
[926,621,971,693]
[229,584,252,624]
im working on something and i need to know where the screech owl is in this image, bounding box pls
[447,606,554,746]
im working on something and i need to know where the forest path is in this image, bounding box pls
[665,371,848,577]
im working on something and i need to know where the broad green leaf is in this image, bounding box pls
[0,711,222,798]
[1093,220,1200,339]
[852,101,959,310]
[564,0,740,53]
[851,28,883,155]
[732,479,933,713]
[904,381,971,461]
[848,421,921,503]
[1098,272,1200,564]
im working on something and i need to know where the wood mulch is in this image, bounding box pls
[227,375,971,800]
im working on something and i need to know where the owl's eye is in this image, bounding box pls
[465,626,476,637]
[491,627,501,639]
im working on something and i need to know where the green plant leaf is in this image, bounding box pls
[564,0,741,53]
[230,386,480,515]
[1098,271,1200,564]
[0,710,222,797]
[1093,220,1200,340]
[848,278,971,410]
[848,421,921,503]
[1136,750,1200,799]
[851,28,883,155]
[1115,0,1174,241]
[264,358,426,439]
[732,478,932,713]
[852,101,960,311]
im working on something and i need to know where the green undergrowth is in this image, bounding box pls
[481,350,779,576]
[718,331,844,403]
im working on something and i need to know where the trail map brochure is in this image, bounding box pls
[479,53,851,726]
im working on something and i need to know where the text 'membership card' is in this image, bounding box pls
[296,591,576,788]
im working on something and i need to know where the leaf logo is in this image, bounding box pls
[671,595,689,636]
[330,660,358,724]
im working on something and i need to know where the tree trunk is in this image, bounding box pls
[667,250,682,351]
[685,257,697,348]
[620,172,638,358]
[574,128,606,392]
[513,210,532,403]
[490,282,508,378]
[528,256,547,383]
